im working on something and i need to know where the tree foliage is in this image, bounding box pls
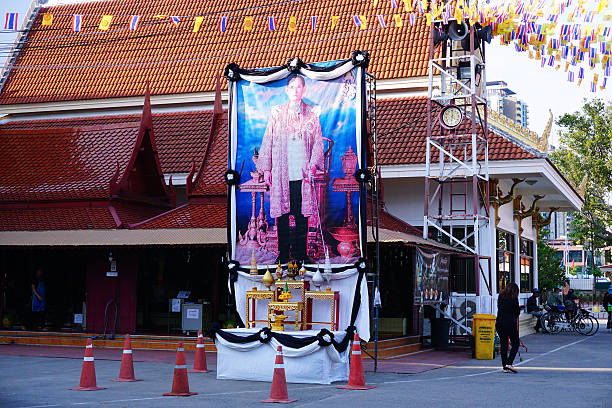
[537,229,566,291]
[549,99,612,255]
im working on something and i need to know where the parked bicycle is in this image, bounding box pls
[540,303,599,336]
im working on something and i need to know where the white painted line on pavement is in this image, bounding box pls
[11,335,598,408]
[514,336,589,367]
[383,334,592,385]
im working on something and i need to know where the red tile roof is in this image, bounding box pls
[133,202,226,229]
[377,97,538,165]
[133,199,415,236]
[0,122,140,202]
[0,110,214,174]
[189,113,227,197]
[0,0,431,105]
[0,207,119,231]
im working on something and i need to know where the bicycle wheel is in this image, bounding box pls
[575,315,594,336]
[587,316,600,336]
[541,313,561,334]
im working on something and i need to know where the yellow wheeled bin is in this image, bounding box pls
[472,314,496,360]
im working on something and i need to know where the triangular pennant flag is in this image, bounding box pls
[311,16,317,30]
[377,15,386,28]
[170,16,181,26]
[268,16,276,31]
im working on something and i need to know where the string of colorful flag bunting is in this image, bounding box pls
[2,0,611,92]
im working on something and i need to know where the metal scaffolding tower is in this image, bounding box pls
[423,14,493,323]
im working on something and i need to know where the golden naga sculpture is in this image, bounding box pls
[533,206,558,241]
[514,195,545,235]
[490,178,525,226]
[538,110,553,152]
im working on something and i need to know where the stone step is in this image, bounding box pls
[362,335,422,359]
[0,330,217,352]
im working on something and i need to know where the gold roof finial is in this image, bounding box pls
[539,109,553,152]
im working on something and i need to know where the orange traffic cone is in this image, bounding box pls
[163,342,197,396]
[112,334,142,382]
[337,333,375,390]
[189,330,211,373]
[69,338,106,391]
[262,346,296,403]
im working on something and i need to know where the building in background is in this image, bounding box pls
[487,80,530,128]
[546,212,575,241]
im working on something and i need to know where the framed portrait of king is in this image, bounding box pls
[225,54,369,268]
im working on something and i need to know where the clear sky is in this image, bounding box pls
[1,0,611,145]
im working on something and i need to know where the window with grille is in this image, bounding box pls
[497,229,515,292]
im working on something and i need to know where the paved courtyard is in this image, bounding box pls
[0,331,610,408]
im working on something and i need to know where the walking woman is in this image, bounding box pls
[496,283,520,373]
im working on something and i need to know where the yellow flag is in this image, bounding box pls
[42,13,53,26]
[565,62,570,72]
[99,15,113,31]
[528,50,534,59]
[393,14,403,27]
[331,15,339,30]
[153,15,169,19]
[403,0,413,12]
[288,16,297,32]
[602,55,609,66]
[421,0,428,12]
[244,16,253,31]
[597,0,608,13]
[594,73,599,83]
[455,8,463,24]
[193,16,204,33]
[359,15,367,30]
[425,12,431,26]
[433,4,441,18]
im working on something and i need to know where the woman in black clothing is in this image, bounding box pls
[496,283,520,373]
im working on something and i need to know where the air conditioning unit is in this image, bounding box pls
[450,296,477,335]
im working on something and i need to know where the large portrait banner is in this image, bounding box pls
[225,53,369,269]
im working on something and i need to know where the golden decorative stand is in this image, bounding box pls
[245,288,275,328]
[267,301,304,331]
[305,290,340,331]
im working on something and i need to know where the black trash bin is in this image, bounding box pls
[431,318,450,348]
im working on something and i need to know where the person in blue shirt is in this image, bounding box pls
[31,268,46,330]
